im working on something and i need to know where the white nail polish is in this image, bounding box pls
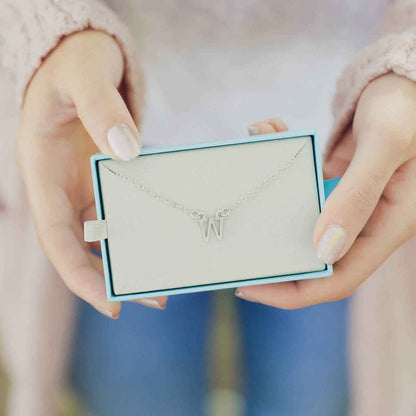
[96,307,117,319]
[317,225,347,265]
[235,289,259,303]
[134,298,165,310]
[107,123,140,161]
[247,125,259,135]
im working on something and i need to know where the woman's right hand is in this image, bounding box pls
[16,30,167,318]
[240,75,416,309]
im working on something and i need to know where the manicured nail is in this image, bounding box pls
[107,123,140,161]
[247,125,259,135]
[235,289,259,303]
[134,298,166,310]
[316,225,347,265]
[96,307,118,319]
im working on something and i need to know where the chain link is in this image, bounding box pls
[101,139,309,220]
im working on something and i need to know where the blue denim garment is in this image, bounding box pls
[70,293,349,416]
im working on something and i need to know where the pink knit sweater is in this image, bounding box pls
[0,0,144,122]
[1,1,416,415]
[327,0,416,157]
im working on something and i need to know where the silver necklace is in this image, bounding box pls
[101,139,308,241]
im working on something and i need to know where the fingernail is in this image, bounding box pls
[235,289,259,303]
[133,298,166,310]
[247,125,259,135]
[96,307,118,319]
[317,225,347,265]
[107,123,140,161]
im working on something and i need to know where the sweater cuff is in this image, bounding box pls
[325,29,416,159]
[2,0,143,123]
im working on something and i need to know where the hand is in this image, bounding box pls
[17,30,167,318]
[237,73,416,308]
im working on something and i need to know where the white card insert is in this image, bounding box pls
[95,135,326,296]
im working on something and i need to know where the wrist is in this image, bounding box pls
[353,73,416,152]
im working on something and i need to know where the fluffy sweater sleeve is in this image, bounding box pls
[326,0,416,158]
[0,0,144,122]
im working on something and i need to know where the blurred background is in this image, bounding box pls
[0,291,245,415]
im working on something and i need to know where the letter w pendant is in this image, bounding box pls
[198,216,225,242]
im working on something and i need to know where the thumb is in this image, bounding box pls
[71,80,141,161]
[314,137,400,265]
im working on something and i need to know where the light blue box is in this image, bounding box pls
[90,130,340,302]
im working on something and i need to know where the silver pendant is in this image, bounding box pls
[198,216,225,242]
[191,208,230,241]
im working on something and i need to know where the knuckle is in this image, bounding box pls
[349,183,379,212]
[74,80,113,108]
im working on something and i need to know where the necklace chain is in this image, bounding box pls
[101,139,308,222]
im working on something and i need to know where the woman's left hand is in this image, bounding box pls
[237,73,416,308]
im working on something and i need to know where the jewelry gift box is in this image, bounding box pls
[84,130,340,302]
